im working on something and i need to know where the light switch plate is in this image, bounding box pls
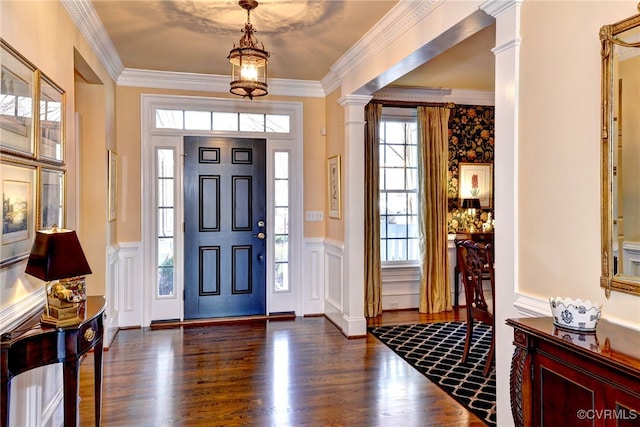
[305,211,323,221]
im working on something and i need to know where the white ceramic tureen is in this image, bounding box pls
[549,297,602,332]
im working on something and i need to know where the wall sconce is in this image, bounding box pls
[25,227,92,328]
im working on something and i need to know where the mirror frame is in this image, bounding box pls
[600,3,640,298]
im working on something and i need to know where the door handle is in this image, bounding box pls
[253,232,266,240]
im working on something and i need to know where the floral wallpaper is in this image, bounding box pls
[447,105,495,233]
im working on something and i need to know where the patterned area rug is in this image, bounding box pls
[369,321,496,426]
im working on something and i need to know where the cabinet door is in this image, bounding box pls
[534,355,597,426]
[534,353,640,427]
[606,388,640,427]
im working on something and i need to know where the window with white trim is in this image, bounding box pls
[379,110,419,263]
[155,109,290,133]
[274,151,289,291]
[157,148,175,297]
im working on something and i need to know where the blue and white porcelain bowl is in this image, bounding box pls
[549,297,602,332]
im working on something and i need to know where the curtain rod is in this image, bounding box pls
[370,99,455,108]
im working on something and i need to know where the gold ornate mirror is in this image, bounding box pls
[600,3,640,297]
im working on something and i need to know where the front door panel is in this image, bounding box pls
[184,136,266,319]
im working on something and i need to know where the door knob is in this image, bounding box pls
[254,232,266,240]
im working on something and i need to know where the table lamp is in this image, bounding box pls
[462,198,481,215]
[25,226,92,328]
[462,198,481,232]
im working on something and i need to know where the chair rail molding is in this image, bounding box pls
[0,287,45,334]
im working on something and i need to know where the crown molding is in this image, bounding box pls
[320,71,341,96]
[326,0,441,83]
[374,87,494,106]
[118,68,325,98]
[61,0,123,82]
[480,0,522,18]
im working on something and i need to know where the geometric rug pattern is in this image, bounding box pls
[369,321,496,426]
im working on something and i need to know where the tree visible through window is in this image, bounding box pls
[379,116,419,262]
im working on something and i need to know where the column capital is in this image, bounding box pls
[480,0,522,18]
[337,94,373,108]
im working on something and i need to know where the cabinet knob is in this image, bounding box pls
[84,327,96,342]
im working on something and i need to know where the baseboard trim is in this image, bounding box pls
[149,313,296,329]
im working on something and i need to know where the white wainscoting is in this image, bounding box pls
[117,242,143,328]
[300,238,463,320]
[323,239,344,327]
[379,240,461,310]
[8,365,63,427]
[302,238,325,315]
[381,266,420,310]
[105,245,120,348]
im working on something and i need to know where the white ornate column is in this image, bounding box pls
[337,94,372,337]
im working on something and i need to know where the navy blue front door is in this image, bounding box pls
[183,136,266,319]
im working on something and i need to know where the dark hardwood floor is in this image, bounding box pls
[80,308,486,426]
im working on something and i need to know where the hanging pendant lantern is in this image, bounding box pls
[227,0,270,100]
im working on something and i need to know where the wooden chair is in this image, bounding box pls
[455,239,495,377]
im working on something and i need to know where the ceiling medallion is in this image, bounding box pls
[227,0,270,100]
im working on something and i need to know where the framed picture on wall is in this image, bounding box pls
[458,162,493,209]
[328,155,341,219]
[1,159,37,267]
[40,167,65,230]
[38,72,65,164]
[1,40,37,158]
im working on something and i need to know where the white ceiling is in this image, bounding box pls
[90,0,495,92]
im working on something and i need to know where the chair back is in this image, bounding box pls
[455,239,495,321]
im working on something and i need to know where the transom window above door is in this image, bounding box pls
[155,109,290,134]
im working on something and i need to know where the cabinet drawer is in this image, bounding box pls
[77,315,103,354]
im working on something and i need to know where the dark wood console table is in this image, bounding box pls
[1,295,106,427]
[507,317,640,426]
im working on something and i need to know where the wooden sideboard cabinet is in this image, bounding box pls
[507,317,640,427]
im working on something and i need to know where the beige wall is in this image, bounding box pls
[1,0,115,304]
[518,1,640,324]
[301,96,327,238]
[324,89,345,241]
[115,86,328,242]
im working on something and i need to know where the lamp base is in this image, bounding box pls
[40,313,83,328]
[41,299,86,328]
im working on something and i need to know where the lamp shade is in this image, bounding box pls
[462,198,481,210]
[25,229,92,281]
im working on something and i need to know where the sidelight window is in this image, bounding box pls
[157,148,175,297]
[274,151,290,291]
